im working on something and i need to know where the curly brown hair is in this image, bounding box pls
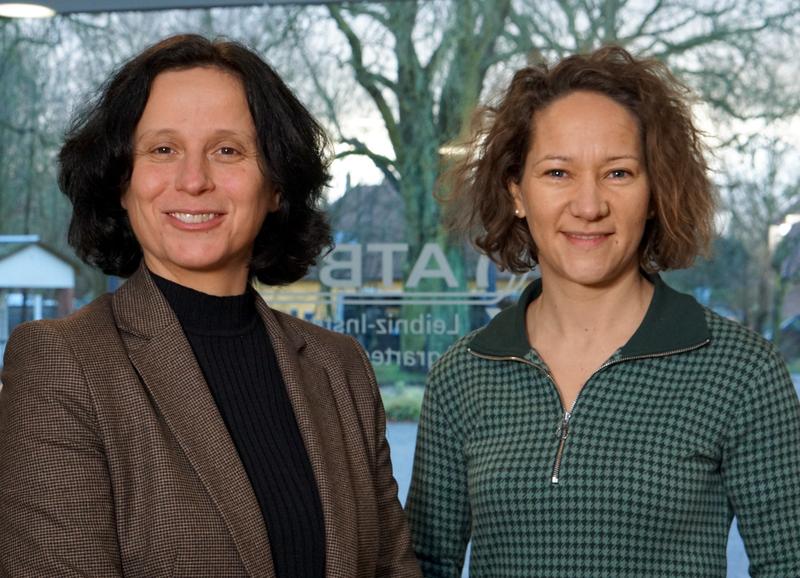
[443,45,716,273]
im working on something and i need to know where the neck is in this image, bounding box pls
[144,260,250,296]
[529,268,653,343]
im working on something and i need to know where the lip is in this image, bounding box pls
[165,210,225,231]
[562,231,612,247]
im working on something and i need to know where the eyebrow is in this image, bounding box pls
[532,154,641,165]
[135,128,256,142]
[605,155,641,162]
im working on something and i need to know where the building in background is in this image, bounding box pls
[0,237,76,362]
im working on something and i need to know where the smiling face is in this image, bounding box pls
[121,66,279,295]
[510,90,650,291]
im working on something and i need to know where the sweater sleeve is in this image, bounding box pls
[0,321,123,577]
[722,347,800,577]
[405,354,471,578]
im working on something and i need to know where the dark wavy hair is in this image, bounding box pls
[444,45,716,273]
[59,34,332,285]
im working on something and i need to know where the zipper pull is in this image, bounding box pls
[555,411,571,439]
[551,411,572,485]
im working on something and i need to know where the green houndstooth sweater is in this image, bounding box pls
[406,276,800,577]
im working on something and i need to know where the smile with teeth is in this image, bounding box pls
[169,212,220,224]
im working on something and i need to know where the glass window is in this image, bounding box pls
[2,3,798,574]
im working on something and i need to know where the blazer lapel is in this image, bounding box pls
[113,268,275,578]
[256,300,359,578]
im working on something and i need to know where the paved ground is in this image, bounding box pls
[387,423,751,578]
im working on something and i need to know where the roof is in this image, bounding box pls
[0,241,80,270]
[0,243,76,288]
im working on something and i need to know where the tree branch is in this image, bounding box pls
[424,24,456,79]
[286,20,346,138]
[629,0,667,40]
[652,9,795,60]
[336,137,399,190]
[328,5,400,152]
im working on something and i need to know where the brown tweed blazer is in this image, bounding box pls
[0,267,421,578]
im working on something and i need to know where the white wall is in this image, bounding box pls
[0,246,75,289]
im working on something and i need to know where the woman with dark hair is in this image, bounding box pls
[0,34,420,578]
[406,46,800,576]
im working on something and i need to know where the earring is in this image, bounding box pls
[514,209,520,216]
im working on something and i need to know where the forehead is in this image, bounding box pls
[530,90,641,152]
[137,66,253,129]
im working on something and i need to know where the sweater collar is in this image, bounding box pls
[150,271,257,335]
[468,274,710,358]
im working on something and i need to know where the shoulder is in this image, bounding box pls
[4,294,115,365]
[654,276,784,376]
[699,308,793,405]
[703,307,784,368]
[429,330,481,378]
[2,295,116,411]
[422,330,485,410]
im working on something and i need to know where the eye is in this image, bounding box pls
[546,169,567,178]
[609,169,631,179]
[152,146,174,155]
[213,145,245,161]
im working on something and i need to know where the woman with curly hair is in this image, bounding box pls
[406,46,800,577]
[0,34,420,578]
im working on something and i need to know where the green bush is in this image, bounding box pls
[380,383,424,422]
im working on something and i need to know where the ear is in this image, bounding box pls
[120,189,129,210]
[267,187,281,213]
[508,181,526,218]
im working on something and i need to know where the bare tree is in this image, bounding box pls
[721,137,800,334]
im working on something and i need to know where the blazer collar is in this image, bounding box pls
[469,273,710,359]
[252,297,359,575]
[113,266,276,578]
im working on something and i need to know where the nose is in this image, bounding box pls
[569,177,609,221]
[175,153,213,195]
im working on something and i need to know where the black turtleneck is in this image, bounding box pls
[151,273,325,578]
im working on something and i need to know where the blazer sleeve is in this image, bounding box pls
[722,347,800,577]
[350,337,422,578]
[405,355,471,578]
[0,321,123,577]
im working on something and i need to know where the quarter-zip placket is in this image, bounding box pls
[469,338,711,485]
[468,348,565,483]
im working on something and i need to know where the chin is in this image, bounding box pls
[552,263,623,288]
[575,268,638,288]
[160,251,229,274]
